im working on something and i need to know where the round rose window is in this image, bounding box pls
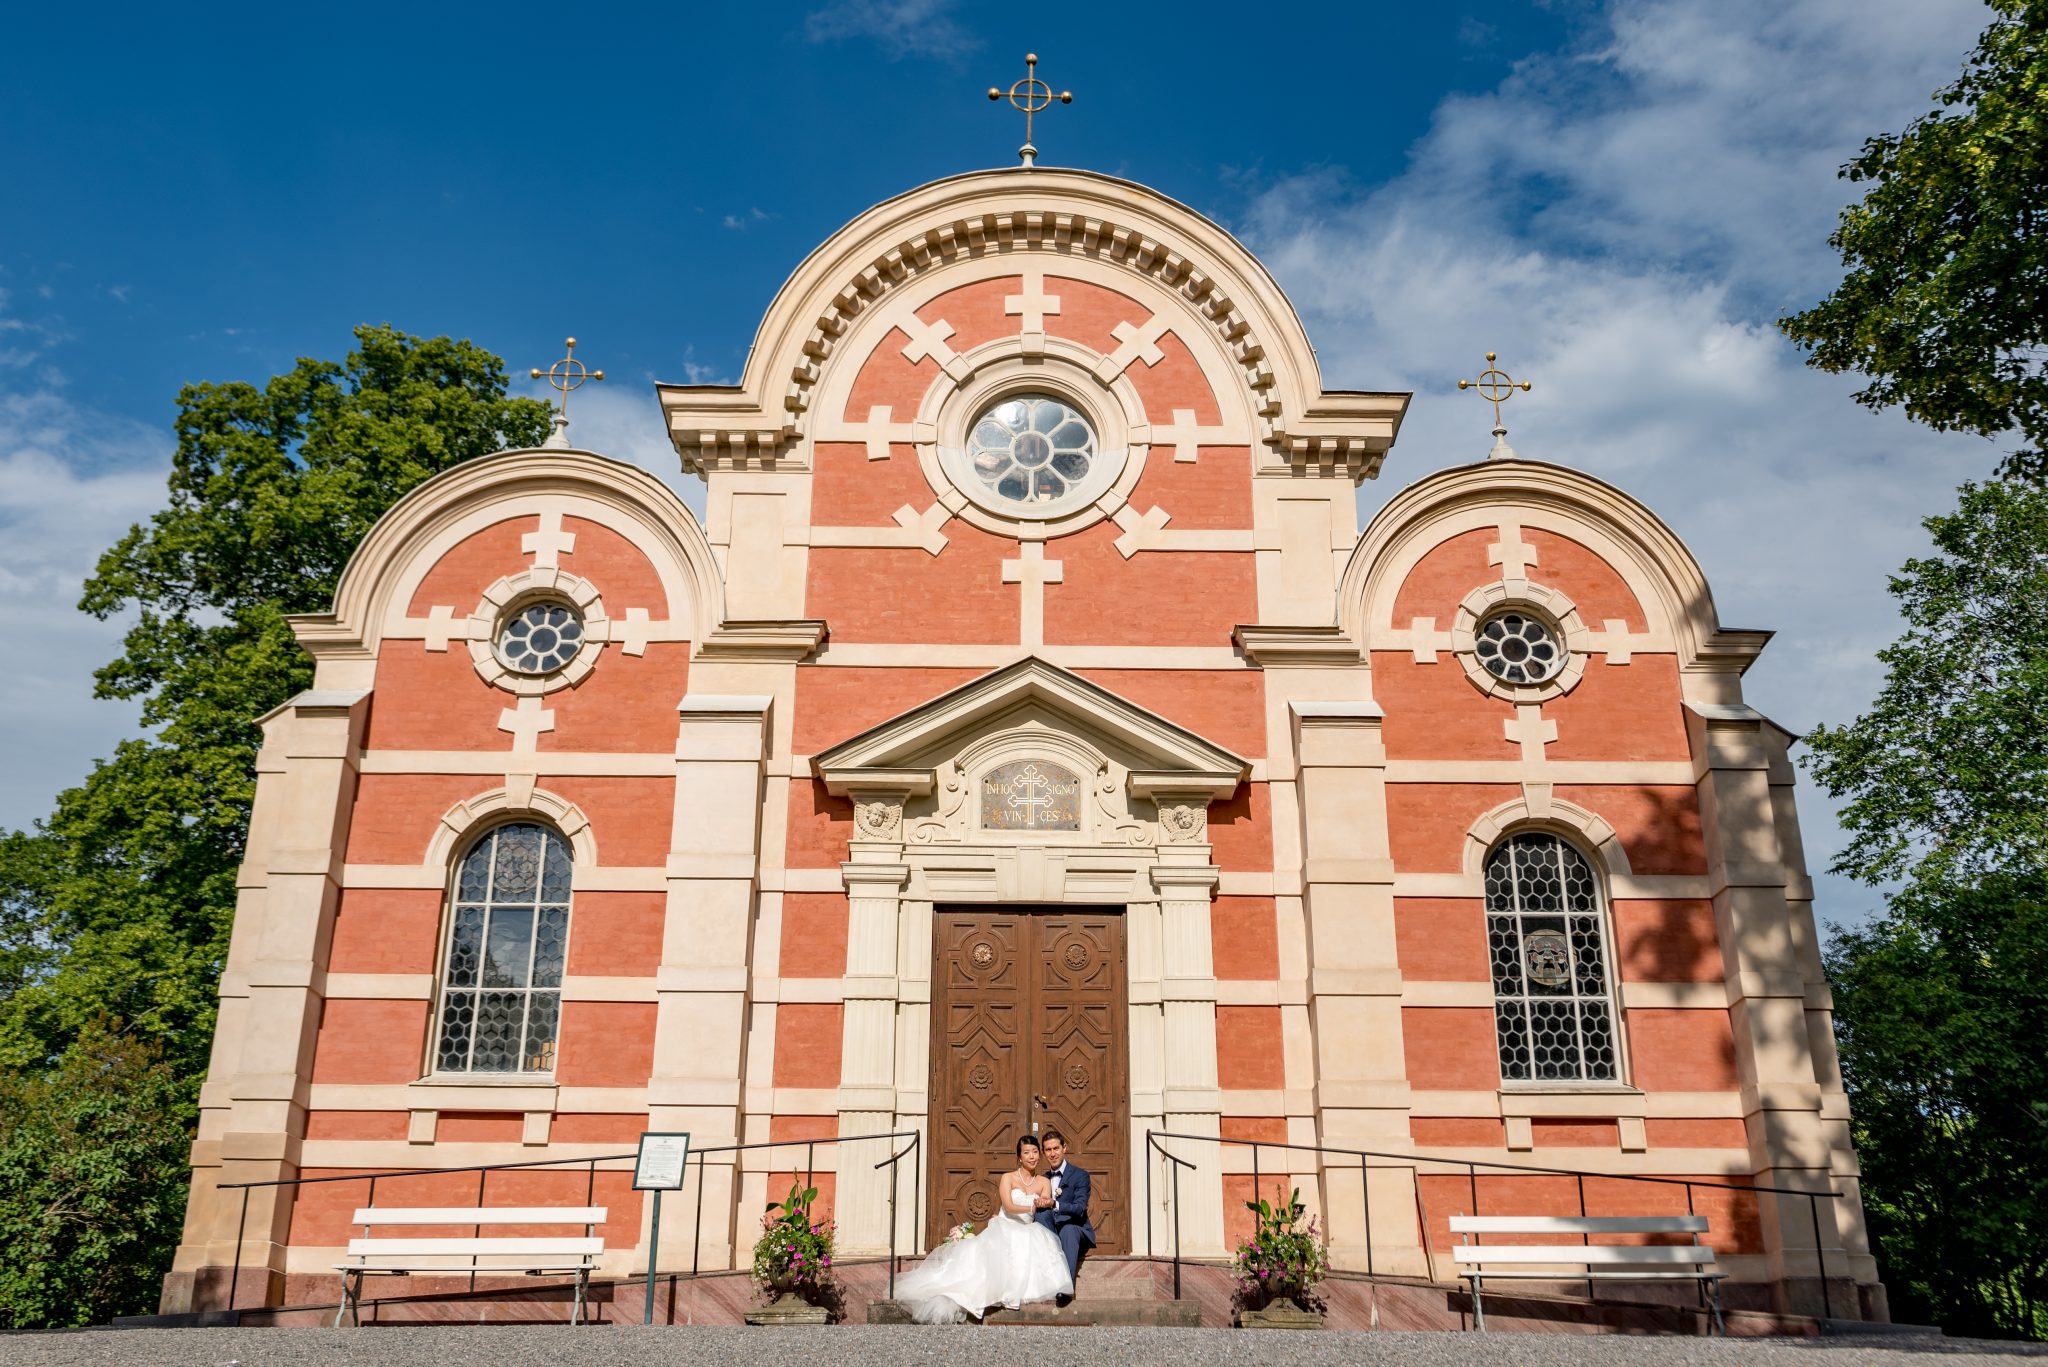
[966,395,1098,509]
[496,601,585,675]
[1474,610,1564,685]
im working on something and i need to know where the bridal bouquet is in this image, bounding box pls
[1230,1185,1328,1315]
[751,1182,845,1319]
[943,1220,976,1243]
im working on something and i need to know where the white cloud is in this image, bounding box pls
[0,389,169,833]
[802,0,981,62]
[1236,0,1998,932]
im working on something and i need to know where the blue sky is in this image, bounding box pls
[0,0,2004,930]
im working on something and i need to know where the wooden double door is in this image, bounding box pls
[928,906,1130,1253]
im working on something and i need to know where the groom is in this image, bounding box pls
[1032,1129,1094,1305]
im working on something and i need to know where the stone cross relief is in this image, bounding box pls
[1001,542,1065,648]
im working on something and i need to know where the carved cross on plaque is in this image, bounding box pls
[980,760,1081,832]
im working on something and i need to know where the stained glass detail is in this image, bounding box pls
[966,395,1098,508]
[433,823,571,1074]
[496,600,584,674]
[1474,611,1564,684]
[1484,834,1618,1082]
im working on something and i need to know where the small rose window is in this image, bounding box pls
[496,601,585,675]
[966,395,1098,508]
[1474,610,1564,685]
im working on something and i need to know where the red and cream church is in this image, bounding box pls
[165,163,1882,1320]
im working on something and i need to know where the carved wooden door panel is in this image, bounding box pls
[928,907,1129,1253]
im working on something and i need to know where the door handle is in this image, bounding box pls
[1033,1093,1049,1110]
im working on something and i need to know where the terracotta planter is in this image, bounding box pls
[1235,1296,1324,1330]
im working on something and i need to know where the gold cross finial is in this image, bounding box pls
[531,337,604,421]
[1458,351,1532,459]
[988,53,1071,168]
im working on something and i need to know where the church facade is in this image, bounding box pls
[165,167,1882,1320]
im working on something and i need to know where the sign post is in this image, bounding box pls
[633,1131,691,1325]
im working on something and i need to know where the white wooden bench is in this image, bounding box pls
[333,1206,606,1326]
[1450,1214,1725,1334]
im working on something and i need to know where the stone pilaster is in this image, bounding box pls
[162,689,367,1312]
[648,695,771,1274]
[1291,700,1423,1277]
[834,790,917,1255]
[1689,703,1873,1318]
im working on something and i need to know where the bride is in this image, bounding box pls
[895,1134,1074,1322]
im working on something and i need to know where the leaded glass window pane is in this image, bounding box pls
[1484,833,1619,1083]
[432,823,571,1074]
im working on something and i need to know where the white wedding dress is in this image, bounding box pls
[895,1185,1074,1323]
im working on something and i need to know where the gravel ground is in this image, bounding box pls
[4,1326,2046,1367]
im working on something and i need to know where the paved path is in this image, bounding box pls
[5,1326,2045,1367]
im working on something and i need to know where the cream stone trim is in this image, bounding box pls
[809,642,1249,670]
[1464,795,1632,879]
[322,974,434,1000]
[357,752,679,776]
[423,787,597,869]
[341,863,666,892]
[1343,460,1772,690]
[1394,871,1712,900]
[1449,579,1591,703]
[462,567,610,697]
[656,168,1406,475]
[292,448,723,666]
[1407,1089,1745,1119]
[1382,760,1696,784]
[309,1083,649,1111]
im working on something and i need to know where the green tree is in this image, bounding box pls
[0,1026,196,1329]
[1780,1,2048,480]
[0,326,549,1323]
[1802,478,2048,1338]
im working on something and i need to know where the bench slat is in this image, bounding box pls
[345,1237,604,1257]
[349,1208,605,1225]
[1453,1245,1716,1266]
[1450,1215,1708,1235]
[1460,1270,1727,1281]
[339,1260,595,1273]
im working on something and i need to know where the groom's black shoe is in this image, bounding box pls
[1055,1293,1073,1308]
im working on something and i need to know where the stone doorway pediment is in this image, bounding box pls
[810,657,1248,844]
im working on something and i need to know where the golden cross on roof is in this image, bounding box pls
[531,337,604,422]
[1458,351,1531,429]
[988,53,1071,168]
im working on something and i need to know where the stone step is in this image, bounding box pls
[867,1297,1200,1328]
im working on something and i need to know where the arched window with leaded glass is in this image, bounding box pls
[433,823,571,1074]
[1483,832,1620,1083]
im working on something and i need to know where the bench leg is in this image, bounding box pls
[1470,1274,1485,1332]
[1710,1278,1725,1338]
[334,1270,361,1328]
[571,1269,588,1326]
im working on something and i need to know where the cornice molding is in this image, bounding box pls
[657,170,1408,481]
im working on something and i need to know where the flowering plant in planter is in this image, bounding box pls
[1231,1185,1329,1316]
[751,1183,845,1320]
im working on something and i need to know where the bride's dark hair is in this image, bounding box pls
[1015,1134,1042,1159]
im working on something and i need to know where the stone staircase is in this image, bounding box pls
[868,1275,1200,1327]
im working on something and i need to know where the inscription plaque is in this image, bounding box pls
[980,760,1081,832]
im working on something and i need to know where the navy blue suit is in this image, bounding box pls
[1034,1161,1095,1279]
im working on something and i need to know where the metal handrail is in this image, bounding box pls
[213,1129,925,1317]
[1144,1128,1848,1321]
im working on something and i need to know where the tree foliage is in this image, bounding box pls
[0,1026,197,1329]
[0,326,549,1324]
[1780,1,2048,479]
[1802,478,2048,1338]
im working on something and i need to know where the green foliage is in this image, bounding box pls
[1780,1,2048,479]
[751,1183,843,1318]
[0,325,550,1325]
[1230,1184,1328,1313]
[0,1026,197,1329]
[1802,476,2048,1338]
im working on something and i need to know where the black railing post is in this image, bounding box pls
[1171,1159,1183,1300]
[691,1152,705,1278]
[805,1142,815,1195]
[1468,1162,1479,1218]
[1252,1141,1261,1214]
[1144,1131,1154,1259]
[1360,1152,1374,1278]
[230,1186,250,1311]
[1810,1192,1832,1320]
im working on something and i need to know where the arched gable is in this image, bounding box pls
[657,168,1408,479]
[290,447,725,668]
[1340,459,1771,696]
